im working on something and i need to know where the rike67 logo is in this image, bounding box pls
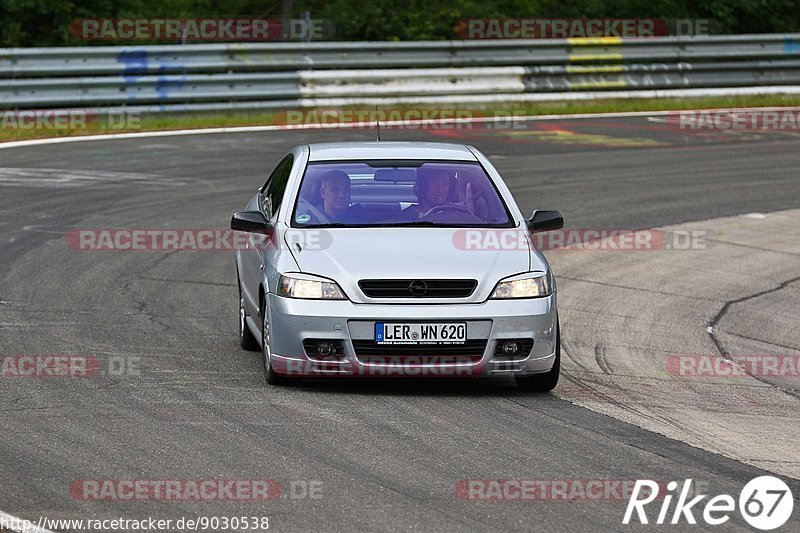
[624,477,794,530]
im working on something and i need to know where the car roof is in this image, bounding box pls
[307,141,478,162]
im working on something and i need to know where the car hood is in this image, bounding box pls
[284,227,543,303]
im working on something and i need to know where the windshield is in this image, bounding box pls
[291,160,513,228]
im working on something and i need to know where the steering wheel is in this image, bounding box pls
[423,204,483,223]
[424,205,474,217]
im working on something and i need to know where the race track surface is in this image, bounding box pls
[1,116,799,531]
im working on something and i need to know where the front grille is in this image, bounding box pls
[359,279,477,298]
[352,339,487,358]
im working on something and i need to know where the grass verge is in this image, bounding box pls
[2,94,799,143]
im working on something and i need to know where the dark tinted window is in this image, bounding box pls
[261,154,294,219]
[291,160,512,228]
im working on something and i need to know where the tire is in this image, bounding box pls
[261,298,302,386]
[238,282,260,351]
[515,320,560,392]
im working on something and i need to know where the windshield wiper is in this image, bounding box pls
[378,220,442,227]
[299,223,354,229]
[301,221,480,228]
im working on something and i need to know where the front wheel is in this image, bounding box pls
[515,321,560,392]
[262,300,302,386]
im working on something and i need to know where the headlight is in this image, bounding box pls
[490,272,553,299]
[278,274,346,300]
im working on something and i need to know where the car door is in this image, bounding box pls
[240,154,294,321]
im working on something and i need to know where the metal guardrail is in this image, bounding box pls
[1,34,799,112]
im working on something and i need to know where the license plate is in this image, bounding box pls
[374,322,466,344]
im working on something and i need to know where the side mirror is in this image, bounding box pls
[526,210,564,232]
[231,211,273,233]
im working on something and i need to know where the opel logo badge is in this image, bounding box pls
[409,280,428,296]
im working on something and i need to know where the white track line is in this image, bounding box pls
[0,510,55,533]
[1,106,799,151]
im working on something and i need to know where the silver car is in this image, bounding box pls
[232,142,563,391]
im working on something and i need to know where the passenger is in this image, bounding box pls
[300,170,365,224]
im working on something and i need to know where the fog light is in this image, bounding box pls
[501,341,519,355]
[317,342,335,357]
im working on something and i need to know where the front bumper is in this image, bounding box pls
[266,293,557,378]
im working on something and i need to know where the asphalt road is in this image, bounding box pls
[1,117,799,532]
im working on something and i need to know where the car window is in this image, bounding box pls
[260,154,294,219]
[291,160,513,228]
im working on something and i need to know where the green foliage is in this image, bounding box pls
[0,0,797,46]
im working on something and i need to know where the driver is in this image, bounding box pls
[399,166,454,220]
